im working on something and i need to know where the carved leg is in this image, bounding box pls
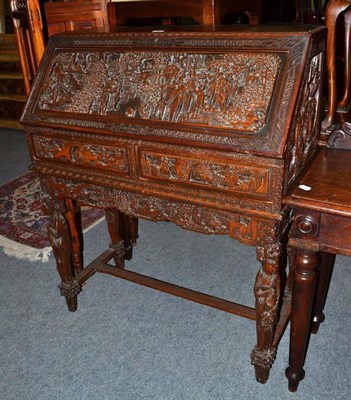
[105,208,126,268]
[285,249,320,392]
[47,198,81,312]
[251,242,282,384]
[311,252,335,334]
[338,9,351,110]
[119,213,138,261]
[65,199,83,273]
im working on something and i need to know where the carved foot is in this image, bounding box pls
[65,297,78,312]
[285,366,305,392]
[251,346,277,384]
[311,313,325,334]
[58,279,82,312]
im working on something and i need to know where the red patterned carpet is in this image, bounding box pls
[0,172,104,262]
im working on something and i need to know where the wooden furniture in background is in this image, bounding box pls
[107,0,261,26]
[9,0,110,98]
[43,0,110,37]
[293,0,351,133]
[0,33,26,129]
[284,121,351,391]
[21,26,325,388]
[9,0,45,95]
[322,0,351,132]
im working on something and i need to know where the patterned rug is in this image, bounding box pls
[0,172,104,263]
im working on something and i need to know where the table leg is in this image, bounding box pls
[311,252,335,334]
[119,213,138,261]
[251,242,282,383]
[47,197,81,312]
[285,249,320,392]
[106,208,126,269]
[65,198,84,273]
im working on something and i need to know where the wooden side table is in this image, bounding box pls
[284,122,351,391]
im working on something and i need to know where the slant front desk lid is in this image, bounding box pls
[21,25,326,157]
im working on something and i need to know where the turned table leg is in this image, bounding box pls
[47,198,81,312]
[251,242,282,383]
[311,252,335,334]
[285,249,320,392]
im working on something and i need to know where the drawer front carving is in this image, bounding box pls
[32,135,129,174]
[139,150,271,196]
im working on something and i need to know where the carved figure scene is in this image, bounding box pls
[32,136,128,172]
[141,152,269,194]
[38,50,281,132]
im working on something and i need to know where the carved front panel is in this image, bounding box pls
[37,50,280,132]
[32,135,129,174]
[139,150,270,196]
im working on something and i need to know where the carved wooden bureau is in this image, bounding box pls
[21,26,326,387]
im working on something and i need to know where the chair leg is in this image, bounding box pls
[322,1,351,131]
[285,249,320,392]
[338,9,351,110]
[311,252,335,334]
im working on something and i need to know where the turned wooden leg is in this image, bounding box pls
[47,197,81,312]
[65,199,84,273]
[285,249,320,392]
[119,213,138,261]
[338,9,351,110]
[105,208,127,268]
[251,242,282,384]
[311,252,335,334]
[322,1,351,131]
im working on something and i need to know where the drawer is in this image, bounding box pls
[31,134,130,175]
[137,144,280,202]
